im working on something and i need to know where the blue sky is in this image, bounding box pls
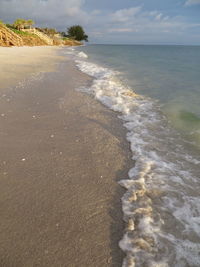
[1,0,200,44]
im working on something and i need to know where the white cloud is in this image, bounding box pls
[155,13,163,21]
[108,28,137,33]
[87,5,200,44]
[0,0,88,28]
[1,1,199,44]
[111,7,141,22]
[147,10,170,22]
[91,10,102,16]
[106,7,180,35]
[185,0,200,6]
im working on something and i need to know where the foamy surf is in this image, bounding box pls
[68,48,200,267]
[78,51,88,58]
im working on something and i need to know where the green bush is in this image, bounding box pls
[10,28,35,36]
[62,37,69,40]
[67,25,88,41]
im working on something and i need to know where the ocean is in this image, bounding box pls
[65,45,200,267]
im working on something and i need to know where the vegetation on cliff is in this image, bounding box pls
[0,19,87,47]
[13,19,35,30]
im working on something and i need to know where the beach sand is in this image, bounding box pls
[0,46,63,90]
[0,47,132,266]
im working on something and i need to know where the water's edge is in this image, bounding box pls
[64,47,200,267]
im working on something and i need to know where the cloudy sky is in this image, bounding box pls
[1,0,200,44]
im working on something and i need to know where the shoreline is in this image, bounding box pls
[75,45,200,266]
[0,47,132,266]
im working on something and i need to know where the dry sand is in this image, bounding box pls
[0,47,132,266]
[0,46,63,90]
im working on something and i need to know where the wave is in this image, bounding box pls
[63,48,88,59]
[72,49,200,267]
[77,51,88,58]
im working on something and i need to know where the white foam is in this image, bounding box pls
[78,51,88,58]
[161,234,200,267]
[75,56,200,266]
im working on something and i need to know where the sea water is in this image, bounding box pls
[64,45,200,267]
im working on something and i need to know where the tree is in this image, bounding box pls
[13,19,26,30]
[67,25,88,42]
[26,19,35,28]
[60,31,68,37]
[13,19,34,30]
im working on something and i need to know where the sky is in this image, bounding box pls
[1,0,200,45]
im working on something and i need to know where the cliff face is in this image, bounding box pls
[0,24,47,46]
[20,34,47,46]
[0,24,82,47]
[0,24,23,46]
[63,39,82,46]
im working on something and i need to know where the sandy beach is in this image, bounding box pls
[0,47,132,266]
[0,46,63,90]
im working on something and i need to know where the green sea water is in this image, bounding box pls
[72,44,200,266]
[78,44,200,149]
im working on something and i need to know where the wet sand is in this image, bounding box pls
[0,47,132,266]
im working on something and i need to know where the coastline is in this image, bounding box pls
[0,47,132,266]
[75,45,200,266]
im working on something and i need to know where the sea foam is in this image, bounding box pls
[78,51,88,58]
[68,48,200,267]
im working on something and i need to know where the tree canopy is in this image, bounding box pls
[67,25,88,42]
[13,19,35,30]
[26,19,34,27]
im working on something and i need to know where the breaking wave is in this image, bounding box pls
[70,49,200,267]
